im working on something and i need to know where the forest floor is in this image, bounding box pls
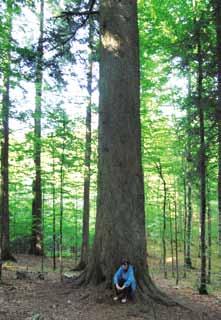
[0,255,221,320]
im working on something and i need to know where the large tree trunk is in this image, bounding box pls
[0,0,14,261]
[30,0,44,256]
[214,0,221,257]
[81,0,172,304]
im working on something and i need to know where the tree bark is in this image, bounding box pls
[156,161,167,279]
[183,177,187,278]
[59,114,66,281]
[214,0,221,258]
[186,180,193,268]
[80,0,172,305]
[41,185,45,273]
[30,0,44,256]
[174,197,179,285]
[185,66,193,269]
[169,200,175,278]
[0,260,2,282]
[74,192,79,263]
[52,137,56,270]
[196,24,207,295]
[207,177,211,284]
[0,0,15,261]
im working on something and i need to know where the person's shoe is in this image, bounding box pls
[113,296,119,301]
[121,298,127,303]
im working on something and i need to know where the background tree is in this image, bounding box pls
[0,0,14,261]
[30,0,44,256]
[214,0,221,257]
[76,17,95,270]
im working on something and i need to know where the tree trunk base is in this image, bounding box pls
[198,286,208,295]
[63,265,209,320]
[28,246,43,256]
[72,269,177,307]
[185,258,194,269]
[68,270,205,320]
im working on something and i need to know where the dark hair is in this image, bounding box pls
[121,258,130,266]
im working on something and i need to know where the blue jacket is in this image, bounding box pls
[113,265,136,292]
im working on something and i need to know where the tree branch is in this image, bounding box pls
[52,0,98,48]
[56,10,99,19]
[56,0,98,21]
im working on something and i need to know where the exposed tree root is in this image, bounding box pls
[141,276,212,319]
[68,270,211,320]
[138,275,173,305]
[71,270,87,287]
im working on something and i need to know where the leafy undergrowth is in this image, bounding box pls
[0,255,220,320]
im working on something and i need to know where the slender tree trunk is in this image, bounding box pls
[174,197,179,285]
[197,25,207,295]
[183,177,187,278]
[207,178,211,284]
[214,0,221,257]
[81,1,171,304]
[41,184,45,273]
[186,180,193,267]
[59,115,66,282]
[76,19,94,271]
[0,260,2,282]
[156,161,167,279]
[186,67,193,269]
[30,0,44,256]
[74,192,78,263]
[0,0,15,261]
[52,137,56,270]
[178,199,183,253]
[169,200,175,278]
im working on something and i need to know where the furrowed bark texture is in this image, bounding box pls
[85,0,147,285]
[83,2,173,305]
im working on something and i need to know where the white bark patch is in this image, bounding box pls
[102,31,121,55]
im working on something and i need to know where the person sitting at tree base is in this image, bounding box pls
[113,258,136,303]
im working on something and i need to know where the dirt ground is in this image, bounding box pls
[0,255,221,320]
